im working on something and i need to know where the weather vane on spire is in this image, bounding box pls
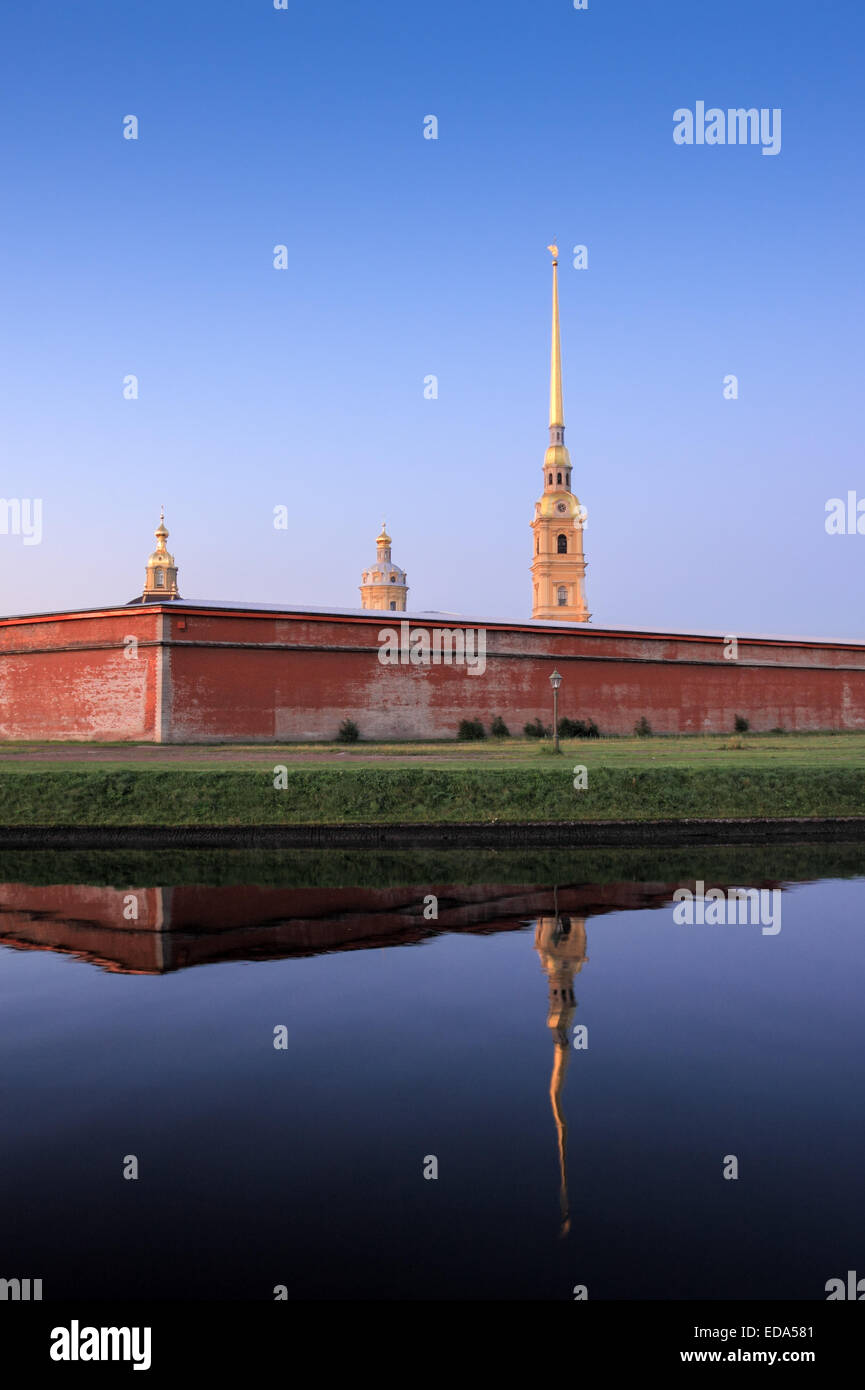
[547,242,559,263]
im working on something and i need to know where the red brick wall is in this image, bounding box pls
[165,609,865,740]
[0,610,161,741]
[2,604,865,741]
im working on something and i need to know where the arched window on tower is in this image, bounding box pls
[535,537,539,554]
[557,472,562,484]
[557,533,567,554]
[389,601,396,611]
[155,569,165,587]
[557,585,568,606]
[548,472,552,485]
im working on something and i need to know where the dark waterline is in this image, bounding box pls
[1,846,863,1300]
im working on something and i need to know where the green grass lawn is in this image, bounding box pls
[4,731,865,769]
[1,732,864,825]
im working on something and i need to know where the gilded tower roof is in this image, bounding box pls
[147,508,175,565]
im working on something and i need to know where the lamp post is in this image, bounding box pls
[550,668,562,753]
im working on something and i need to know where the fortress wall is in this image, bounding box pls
[0,610,161,741]
[2,603,865,741]
[165,609,865,740]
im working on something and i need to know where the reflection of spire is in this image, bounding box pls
[534,891,588,1238]
[549,1036,571,1236]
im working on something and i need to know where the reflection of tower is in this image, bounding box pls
[534,896,588,1238]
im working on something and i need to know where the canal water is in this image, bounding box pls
[1,844,863,1301]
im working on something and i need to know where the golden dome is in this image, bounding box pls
[149,508,174,563]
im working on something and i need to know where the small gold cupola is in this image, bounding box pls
[141,508,181,601]
[359,521,408,611]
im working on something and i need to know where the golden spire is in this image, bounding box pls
[547,243,564,429]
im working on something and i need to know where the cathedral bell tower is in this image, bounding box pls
[530,246,590,622]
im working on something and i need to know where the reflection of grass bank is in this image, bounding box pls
[3,843,865,889]
[1,761,864,828]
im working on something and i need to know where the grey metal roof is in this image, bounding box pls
[1,596,862,647]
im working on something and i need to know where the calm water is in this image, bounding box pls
[1,845,863,1301]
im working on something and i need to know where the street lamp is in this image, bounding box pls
[549,668,562,752]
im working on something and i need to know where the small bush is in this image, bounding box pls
[523,718,550,739]
[558,717,600,739]
[634,716,653,738]
[769,726,785,734]
[734,714,750,733]
[490,715,510,739]
[337,718,359,743]
[457,718,486,741]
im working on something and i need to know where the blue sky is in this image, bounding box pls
[1,0,863,635]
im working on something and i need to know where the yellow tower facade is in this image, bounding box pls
[359,523,408,611]
[531,246,590,622]
[141,509,180,602]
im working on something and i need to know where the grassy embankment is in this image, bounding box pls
[0,733,864,825]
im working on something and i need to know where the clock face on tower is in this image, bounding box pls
[556,502,567,514]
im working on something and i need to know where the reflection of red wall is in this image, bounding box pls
[3,602,865,741]
[0,883,167,973]
[0,878,781,974]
